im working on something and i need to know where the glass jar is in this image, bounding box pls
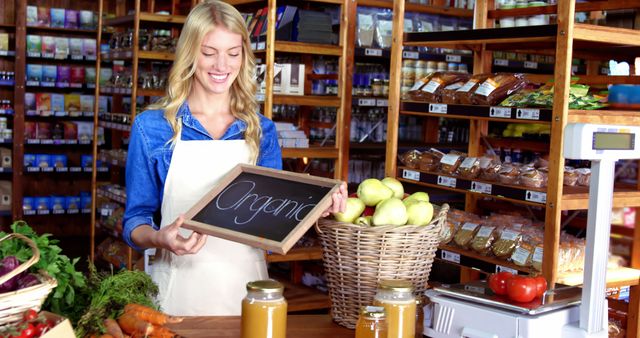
[382,79,390,97]
[371,78,383,97]
[240,280,287,338]
[355,306,388,338]
[373,279,416,338]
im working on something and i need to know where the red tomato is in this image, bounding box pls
[34,323,48,337]
[488,271,514,295]
[22,309,37,322]
[14,323,35,338]
[534,276,548,298]
[507,276,537,303]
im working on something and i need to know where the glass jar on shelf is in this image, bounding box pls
[240,280,287,338]
[373,279,416,338]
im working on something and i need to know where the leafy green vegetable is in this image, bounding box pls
[0,221,89,324]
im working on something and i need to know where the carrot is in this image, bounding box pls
[117,313,153,336]
[99,335,115,338]
[104,318,125,338]
[124,304,182,325]
[149,325,176,338]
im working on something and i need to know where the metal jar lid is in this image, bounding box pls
[246,280,284,293]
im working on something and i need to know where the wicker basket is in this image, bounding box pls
[317,203,449,328]
[0,233,57,327]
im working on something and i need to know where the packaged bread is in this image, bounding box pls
[520,166,547,188]
[479,156,501,181]
[439,219,457,244]
[456,156,481,179]
[470,225,498,255]
[564,166,579,186]
[455,73,492,105]
[531,244,544,272]
[441,80,468,104]
[510,237,535,267]
[576,168,591,186]
[410,72,470,102]
[471,73,526,106]
[492,227,522,258]
[498,163,520,185]
[453,222,480,249]
[439,152,466,175]
[399,149,422,169]
[419,148,445,172]
[405,74,435,100]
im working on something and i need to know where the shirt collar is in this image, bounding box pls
[177,101,247,139]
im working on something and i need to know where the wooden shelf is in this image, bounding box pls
[484,137,549,153]
[401,101,553,124]
[272,94,341,107]
[558,267,640,289]
[137,88,165,97]
[25,26,97,35]
[489,0,640,18]
[568,109,640,126]
[561,188,640,211]
[275,277,331,312]
[574,23,640,47]
[104,13,186,26]
[266,246,323,263]
[358,0,473,17]
[101,50,174,61]
[0,23,15,29]
[255,41,342,56]
[282,147,339,159]
[227,0,342,4]
[438,244,535,274]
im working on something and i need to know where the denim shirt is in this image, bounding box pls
[122,102,282,251]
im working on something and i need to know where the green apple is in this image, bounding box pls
[354,216,372,226]
[381,177,404,199]
[357,178,393,206]
[333,197,366,223]
[403,191,430,207]
[372,197,408,226]
[406,201,434,226]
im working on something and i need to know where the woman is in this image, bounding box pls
[123,0,347,316]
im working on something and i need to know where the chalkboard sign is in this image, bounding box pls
[183,164,341,254]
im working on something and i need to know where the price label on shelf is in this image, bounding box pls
[494,59,509,67]
[496,265,518,274]
[516,108,541,120]
[572,65,579,73]
[42,53,54,59]
[429,103,448,114]
[402,169,420,181]
[358,98,376,106]
[470,181,492,195]
[525,190,547,204]
[441,250,461,264]
[27,52,41,58]
[257,42,266,50]
[376,99,388,107]
[402,51,419,59]
[71,55,83,60]
[437,176,457,188]
[524,61,538,69]
[489,107,512,119]
[365,48,383,57]
[446,54,462,63]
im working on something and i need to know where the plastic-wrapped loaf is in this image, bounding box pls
[441,80,470,104]
[470,224,498,255]
[498,163,521,185]
[456,156,481,179]
[479,156,502,181]
[471,73,526,106]
[455,73,492,104]
[419,148,445,172]
[510,237,535,268]
[492,227,522,258]
[408,72,470,102]
[576,168,591,186]
[564,166,579,186]
[399,149,422,169]
[520,165,547,188]
[439,152,466,175]
[453,221,480,249]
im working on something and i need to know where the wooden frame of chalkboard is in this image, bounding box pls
[182,164,342,254]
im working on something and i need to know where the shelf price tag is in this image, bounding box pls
[27,52,41,58]
[489,107,512,119]
[437,176,456,188]
[365,48,383,57]
[358,98,376,106]
[446,54,462,63]
[525,190,547,204]
[516,108,541,120]
[428,103,447,114]
[572,65,579,73]
[441,250,461,264]
[494,59,509,67]
[376,99,388,107]
[257,42,266,50]
[402,51,419,59]
[524,61,538,69]
[496,265,518,274]
[470,181,492,195]
[402,169,420,181]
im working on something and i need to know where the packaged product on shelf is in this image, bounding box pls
[498,163,520,185]
[98,96,109,114]
[41,36,55,57]
[471,73,526,106]
[576,168,591,186]
[42,65,57,85]
[70,66,85,86]
[453,221,480,249]
[36,154,52,168]
[531,244,543,271]
[62,121,78,140]
[0,33,7,52]
[80,95,94,114]
[478,156,501,181]
[26,64,43,84]
[65,94,81,115]
[52,154,67,168]
[36,122,52,139]
[399,149,422,169]
[26,35,41,56]
[0,148,10,168]
[470,224,498,255]
[412,72,470,102]
[36,93,51,116]
[23,197,35,211]
[454,73,491,104]
[66,196,81,210]
[69,38,83,58]
[419,148,445,172]
[374,12,393,49]
[37,7,51,27]
[440,218,457,244]
[439,151,465,175]
[80,192,92,211]
[76,122,93,143]
[26,6,38,26]
[36,196,51,211]
[54,37,69,59]
[50,93,64,115]
[492,227,522,258]
[356,10,374,48]
[24,123,36,140]
[456,156,481,179]
[510,236,535,267]
[79,10,94,30]
[0,181,10,211]
[51,196,66,211]
[83,39,97,59]
[519,165,547,188]
[81,155,92,168]
[564,166,579,186]
[65,9,78,29]
[50,8,65,28]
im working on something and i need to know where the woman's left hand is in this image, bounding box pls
[322,182,348,217]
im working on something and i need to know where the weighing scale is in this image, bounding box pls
[423,123,640,338]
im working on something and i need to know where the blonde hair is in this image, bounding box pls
[147,0,261,163]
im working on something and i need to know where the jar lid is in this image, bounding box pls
[378,279,414,292]
[246,280,284,293]
[361,306,386,318]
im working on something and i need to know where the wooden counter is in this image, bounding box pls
[168,314,425,337]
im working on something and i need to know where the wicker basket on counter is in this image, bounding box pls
[316,203,449,328]
[0,233,57,327]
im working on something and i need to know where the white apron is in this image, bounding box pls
[150,137,268,316]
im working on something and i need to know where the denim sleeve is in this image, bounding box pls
[122,118,161,251]
[257,119,283,170]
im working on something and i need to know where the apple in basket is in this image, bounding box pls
[333,197,366,223]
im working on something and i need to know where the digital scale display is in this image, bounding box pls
[592,132,635,150]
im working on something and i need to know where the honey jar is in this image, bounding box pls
[355,306,388,338]
[373,279,416,338]
[240,280,287,338]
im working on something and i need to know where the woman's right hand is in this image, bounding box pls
[153,215,207,255]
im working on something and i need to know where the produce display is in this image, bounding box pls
[488,272,547,303]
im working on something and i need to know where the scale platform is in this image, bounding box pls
[424,281,583,338]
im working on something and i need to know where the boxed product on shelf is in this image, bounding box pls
[50,8,65,28]
[80,192,92,211]
[36,154,52,168]
[51,196,65,211]
[66,196,81,210]
[65,94,81,115]
[76,122,92,142]
[24,93,36,115]
[37,7,50,27]
[26,35,41,56]
[70,66,85,87]
[79,11,95,30]
[26,64,43,84]
[98,96,109,114]
[42,65,57,86]
[57,66,70,87]
[62,121,77,139]
[65,10,79,29]
[69,38,83,58]
[51,93,64,115]
[35,196,51,211]
[52,154,67,168]
[36,93,51,116]
[283,63,305,95]
[41,36,55,58]
[26,6,38,26]
[80,95,94,114]
[54,37,69,59]
[0,181,10,211]
[85,67,96,86]
[0,148,10,168]
[83,39,97,59]
[22,197,34,212]
[81,155,92,168]
[0,33,8,52]
[36,122,52,139]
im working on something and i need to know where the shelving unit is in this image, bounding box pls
[386,0,640,335]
